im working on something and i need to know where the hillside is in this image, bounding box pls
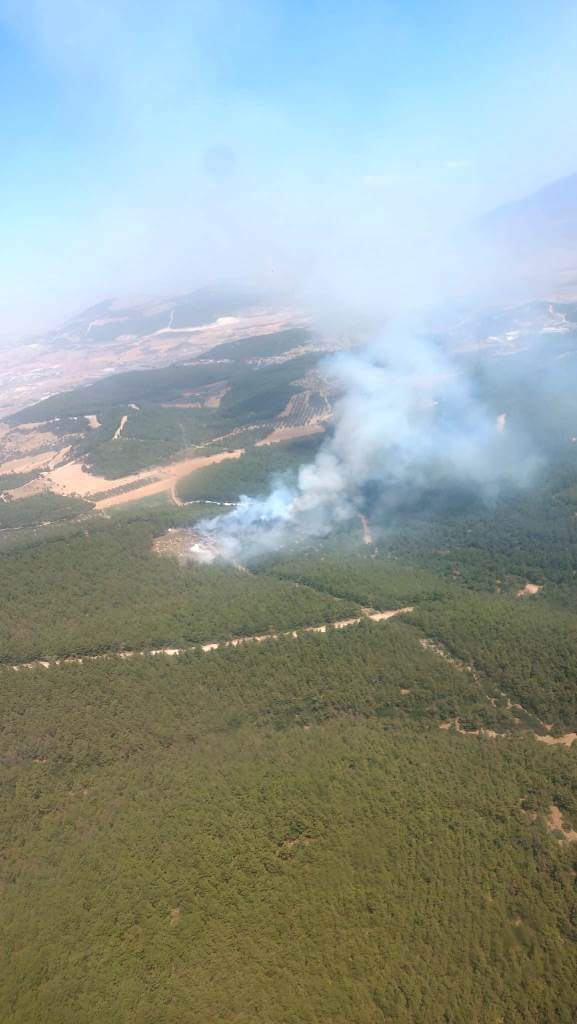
[478,172,577,297]
[0,289,312,420]
[2,436,577,1021]
[1,301,577,1022]
[0,325,335,520]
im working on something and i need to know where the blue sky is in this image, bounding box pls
[0,0,576,332]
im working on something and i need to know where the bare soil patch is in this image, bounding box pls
[94,450,245,510]
[0,446,70,476]
[257,386,331,446]
[547,804,577,842]
[46,449,243,505]
[2,428,61,455]
[112,415,128,441]
[439,719,500,739]
[256,422,326,446]
[535,732,577,747]
[369,606,414,621]
[160,381,230,409]
[359,514,373,544]
[5,477,49,500]
[516,582,542,597]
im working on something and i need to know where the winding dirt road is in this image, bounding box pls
[8,606,414,672]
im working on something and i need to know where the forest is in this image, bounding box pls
[5,348,321,480]
[1,626,577,1024]
[0,493,92,531]
[7,339,316,427]
[203,325,311,360]
[2,338,577,1022]
[177,434,324,502]
[0,518,358,663]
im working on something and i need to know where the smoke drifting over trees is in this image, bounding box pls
[199,314,542,562]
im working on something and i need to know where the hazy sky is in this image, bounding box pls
[1,0,577,333]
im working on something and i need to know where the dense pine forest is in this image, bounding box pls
[2,627,577,1024]
[2,344,577,1021]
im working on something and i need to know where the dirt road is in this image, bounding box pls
[44,448,245,509]
[9,606,414,672]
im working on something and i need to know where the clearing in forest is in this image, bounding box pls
[46,449,245,508]
[516,582,542,597]
[547,805,577,841]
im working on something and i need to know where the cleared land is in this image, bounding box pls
[0,445,70,476]
[43,450,247,508]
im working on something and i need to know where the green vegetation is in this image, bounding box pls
[177,435,323,501]
[0,493,92,531]
[0,519,357,662]
[408,593,577,729]
[267,549,451,609]
[7,362,231,422]
[0,470,39,491]
[7,341,316,427]
[2,627,577,1023]
[78,357,317,479]
[218,355,316,424]
[204,326,311,360]
[84,436,183,478]
[4,347,577,1021]
[5,347,321,480]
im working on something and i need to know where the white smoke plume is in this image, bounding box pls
[196,317,538,563]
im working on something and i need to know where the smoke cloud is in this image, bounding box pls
[2,1,577,335]
[197,313,540,563]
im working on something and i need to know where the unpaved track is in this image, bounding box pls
[8,606,414,672]
[45,449,245,509]
[359,514,373,544]
[112,414,129,440]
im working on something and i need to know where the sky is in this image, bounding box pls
[1,0,577,334]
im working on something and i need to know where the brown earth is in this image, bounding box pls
[364,606,414,621]
[1,428,61,454]
[516,582,543,597]
[547,804,577,842]
[90,450,245,510]
[535,732,577,747]
[257,422,326,445]
[439,719,500,739]
[256,386,331,446]
[0,446,70,476]
[5,477,49,500]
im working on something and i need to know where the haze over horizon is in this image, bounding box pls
[1,0,577,336]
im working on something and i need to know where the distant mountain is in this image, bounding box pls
[55,287,260,349]
[0,287,308,420]
[482,172,577,243]
[478,173,577,298]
